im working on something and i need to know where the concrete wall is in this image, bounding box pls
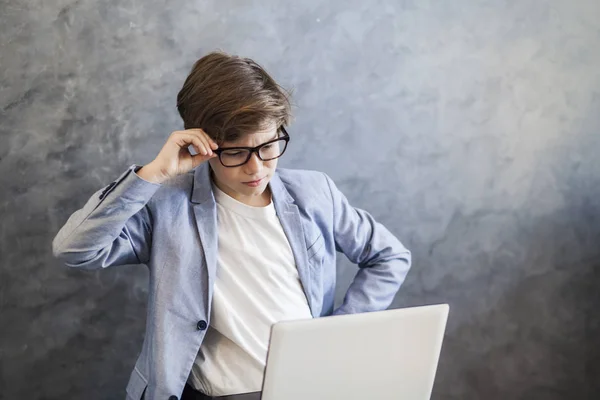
[1,1,599,398]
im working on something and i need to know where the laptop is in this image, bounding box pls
[260,304,449,400]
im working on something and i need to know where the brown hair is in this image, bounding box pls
[176,51,292,144]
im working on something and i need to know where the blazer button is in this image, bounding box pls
[197,320,207,331]
[168,396,178,400]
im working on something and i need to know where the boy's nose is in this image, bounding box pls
[244,152,263,175]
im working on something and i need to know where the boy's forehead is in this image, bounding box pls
[227,126,279,146]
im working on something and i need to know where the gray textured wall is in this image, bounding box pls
[1,0,599,399]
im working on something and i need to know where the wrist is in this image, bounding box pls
[137,163,168,184]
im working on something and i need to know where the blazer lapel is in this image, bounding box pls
[268,173,314,313]
[191,163,218,316]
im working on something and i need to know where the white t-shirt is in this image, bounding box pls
[187,181,313,396]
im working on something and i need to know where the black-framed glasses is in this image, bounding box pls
[213,126,290,167]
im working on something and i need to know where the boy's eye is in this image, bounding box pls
[223,151,246,157]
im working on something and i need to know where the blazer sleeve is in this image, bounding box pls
[52,164,161,269]
[322,172,412,315]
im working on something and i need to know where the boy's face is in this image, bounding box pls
[208,122,280,207]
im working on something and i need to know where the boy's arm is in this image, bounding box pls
[322,173,412,315]
[52,164,161,269]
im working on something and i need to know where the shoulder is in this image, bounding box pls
[276,167,327,184]
[275,167,333,203]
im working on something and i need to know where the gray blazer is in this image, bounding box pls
[52,162,411,400]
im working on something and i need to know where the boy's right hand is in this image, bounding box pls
[138,129,219,184]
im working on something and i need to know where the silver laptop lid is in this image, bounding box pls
[261,304,449,400]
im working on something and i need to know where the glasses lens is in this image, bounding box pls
[221,149,250,167]
[259,139,286,160]
[219,138,288,167]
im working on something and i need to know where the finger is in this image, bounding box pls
[190,129,219,150]
[190,132,217,156]
[202,134,219,150]
[191,152,217,169]
[174,133,210,155]
[193,139,210,156]
[198,135,216,155]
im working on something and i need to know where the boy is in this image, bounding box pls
[52,51,411,400]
